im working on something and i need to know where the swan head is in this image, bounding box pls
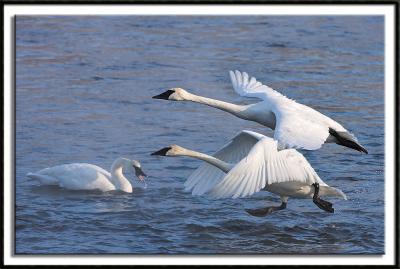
[152,88,189,101]
[151,144,186,156]
[131,159,147,181]
[115,158,147,182]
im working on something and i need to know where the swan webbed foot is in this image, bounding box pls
[245,202,287,217]
[313,198,334,213]
[312,183,334,213]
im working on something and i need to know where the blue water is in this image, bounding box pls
[15,15,384,254]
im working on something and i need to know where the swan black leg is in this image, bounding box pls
[312,183,334,213]
[245,202,287,217]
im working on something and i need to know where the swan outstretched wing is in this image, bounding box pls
[184,130,264,195]
[229,70,285,101]
[229,70,347,150]
[273,107,332,150]
[208,137,324,199]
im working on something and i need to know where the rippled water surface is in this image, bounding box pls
[16,16,384,254]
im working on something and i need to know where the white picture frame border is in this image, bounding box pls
[3,3,397,266]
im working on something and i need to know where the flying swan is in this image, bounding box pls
[153,70,367,153]
[151,130,347,216]
[27,157,147,193]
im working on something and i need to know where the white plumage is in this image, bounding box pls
[153,70,367,153]
[207,133,343,199]
[229,70,347,150]
[153,131,346,208]
[184,130,262,195]
[27,157,146,193]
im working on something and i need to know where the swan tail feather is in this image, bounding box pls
[26,172,58,185]
[26,172,40,180]
[329,128,368,154]
[320,186,347,200]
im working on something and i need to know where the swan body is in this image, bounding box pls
[152,130,346,214]
[27,157,147,193]
[153,70,367,153]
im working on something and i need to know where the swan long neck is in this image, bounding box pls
[185,92,248,118]
[175,148,233,173]
[110,158,133,193]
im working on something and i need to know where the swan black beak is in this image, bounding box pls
[151,147,171,156]
[152,90,175,100]
[134,167,147,181]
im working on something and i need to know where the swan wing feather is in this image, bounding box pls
[30,163,115,191]
[229,70,283,101]
[229,70,347,150]
[208,137,326,199]
[274,107,330,150]
[184,130,263,195]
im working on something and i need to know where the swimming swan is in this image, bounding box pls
[151,130,347,216]
[153,70,367,154]
[27,157,147,193]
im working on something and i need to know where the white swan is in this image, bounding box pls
[153,70,367,153]
[27,157,147,193]
[151,130,347,216]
